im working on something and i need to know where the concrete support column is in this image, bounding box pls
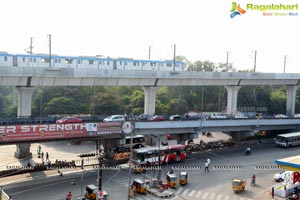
[142,86,159,115]
[225,86,241,115]
[15,86,35,159]
[15,86,35,117]
[286,85,298,116]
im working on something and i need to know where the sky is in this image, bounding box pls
[1,0,299,73]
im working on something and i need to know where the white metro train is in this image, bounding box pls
[0,52,186,71]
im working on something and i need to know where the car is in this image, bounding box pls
[211,113,227,119]
[137,114,153,121]
[273,171,293,182]
[170,115,181,121]
[103,115,125,122]
[56,117,82,124]
[234,113,248,119]
[275,114,288,118]
[294,113,300,118]
[148,115,165,121]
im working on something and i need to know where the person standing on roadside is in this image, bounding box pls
[204,161,209,172]
[207,158,211,166]
[66,191,72,200]
[46,152,49,161]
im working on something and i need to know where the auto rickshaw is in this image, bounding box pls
[179,171,188,185]
[166,173,177,188]
[232,178,246,193]
[132,179,147,194]
[85,184,97,200]
[84,184,109,200]
[131,164,146,173]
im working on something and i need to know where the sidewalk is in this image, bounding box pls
[0,141,97,174]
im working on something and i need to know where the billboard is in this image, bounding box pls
[0,122,122,144]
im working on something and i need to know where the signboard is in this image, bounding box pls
[0,122,122,144]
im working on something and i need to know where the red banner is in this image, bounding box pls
[0,122,122,144]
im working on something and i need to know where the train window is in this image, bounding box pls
[120,61,122,65]
[42,58,50,63]
[88,60,94,65]
[33,58,36,62]
[150,62,156,67]
[107,61,110,65]
[30,58,32,62]
[124,62,127,65]
[22,57,26,62]
[65,59,73,64]
[166,63,172,67]
[4,56,7,61]
[78,60,81,64]
[133,62,139,66]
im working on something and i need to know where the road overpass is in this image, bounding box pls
[1,119,299,158]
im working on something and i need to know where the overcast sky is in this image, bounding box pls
[1,0,299,73]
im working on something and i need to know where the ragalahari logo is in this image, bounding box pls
[230,2,246,18]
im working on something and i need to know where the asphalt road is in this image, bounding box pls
[3,142,298,200]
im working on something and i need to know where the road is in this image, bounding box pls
[3,142,297,200]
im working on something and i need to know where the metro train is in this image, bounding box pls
[0,51,186,71]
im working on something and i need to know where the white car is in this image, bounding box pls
[103,115,125,122]
[275,114,288,118]
[273,171,293,182]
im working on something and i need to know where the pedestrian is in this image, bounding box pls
[46,152,49,161]
[66,191,72,200]
[41,152,44,160]
[204,161,209,172]
[207,158,211,166]
[81,159,84,169]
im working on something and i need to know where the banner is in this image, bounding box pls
[0,122,122,144]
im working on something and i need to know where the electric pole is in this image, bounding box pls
[29,37,34,54]
[148,46,152,59]
[284,55,287,73]
[253,50,257,72]
[48,34,52,68]
[173,44,176,71]
[226,51,230,69]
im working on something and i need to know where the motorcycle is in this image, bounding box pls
[251,178,256,186]
[244,148,251,155]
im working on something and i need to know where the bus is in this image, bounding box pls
[131,144,186,166]
[121,134,145,149]
[275,132,300,148]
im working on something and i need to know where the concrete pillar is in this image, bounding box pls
[14,143,32,159]
[142,86,159,115]
[15,86,35,117]
[225,86,241,115]
[286,85,298,116]
[15,86,35,159]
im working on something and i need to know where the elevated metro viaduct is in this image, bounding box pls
[0,66,300,158]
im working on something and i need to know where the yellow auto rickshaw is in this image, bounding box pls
[85,184,97,200]
[131,164,146,173]
[132,179,147,194]
[166,173,177,188]
[179,171,188,185]
[84,184,109,200]
[232,178,246,193]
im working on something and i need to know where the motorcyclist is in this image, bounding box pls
[251,175,256,185]
[245,147,251,154]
